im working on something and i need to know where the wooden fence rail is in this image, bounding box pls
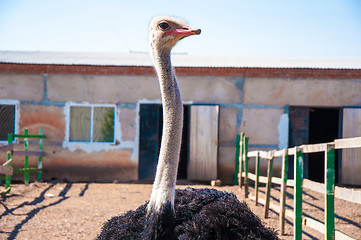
[236,135,361,240]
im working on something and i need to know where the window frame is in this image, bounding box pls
[0,100,19,143]
[66,103,117,144]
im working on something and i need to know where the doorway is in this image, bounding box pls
[158,105,190,180]
[138,104,190,180]
[308,108,339,183]
[288,107,340,183]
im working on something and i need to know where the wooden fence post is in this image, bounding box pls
[24,128,29,186]
[294,147,303,240]
[264,152,274,218]
[234,134,241,185]
[255,151,260,206]
[325,144,335,240]
[279,149,289,235]
[244,136,249,198]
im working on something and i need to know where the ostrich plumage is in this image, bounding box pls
[98,188,278,240]
[98,16,278,240]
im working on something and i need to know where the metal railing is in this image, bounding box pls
[236,133,361,240]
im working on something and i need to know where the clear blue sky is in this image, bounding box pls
[0,0,361,57]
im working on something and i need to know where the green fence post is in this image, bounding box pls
[325,144,335,240]
[24,128,29,185]
[279,149,289,235]
[254,151,260,205]
[5,133,13,189]
[239,133,245,188]
[264,152,274,218]
[38,128,43,181]
[234,134,241,185]
[244,137,249,198]
[5,151,12,190]
[294,147,303,240]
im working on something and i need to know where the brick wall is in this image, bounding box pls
[1,63,360,79]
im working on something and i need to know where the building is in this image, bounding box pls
[0,51,360,185]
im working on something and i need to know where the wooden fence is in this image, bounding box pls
[0,128,45,196]
[236,133,361,240]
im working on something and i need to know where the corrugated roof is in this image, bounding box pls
[0,51,153,67]
[0,51,361,69]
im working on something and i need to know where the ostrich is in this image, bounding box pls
[98,16,278,240]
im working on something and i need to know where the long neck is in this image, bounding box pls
[143,49,183,239]
[149,49,183,209]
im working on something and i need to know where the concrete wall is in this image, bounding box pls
[241,76,361,185]
[243,77,361,106]
[178,76,241,104]
[0,73,141,182]
[0,73,43,101]
[47,75,241,104]
[0,72,245,183]
[1,72,361,184]
[48,74,160,103]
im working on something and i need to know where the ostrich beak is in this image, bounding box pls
[166,26,201,36]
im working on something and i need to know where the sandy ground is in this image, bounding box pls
[1,181,360,240]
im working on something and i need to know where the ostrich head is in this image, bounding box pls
[149,16,201,52]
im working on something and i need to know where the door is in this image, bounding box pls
[138,104,190,180]
[342,108,361,185]
[288,106,340,182]
[308,108,340,183]
[188,105,219,181]
[138,104,161,180]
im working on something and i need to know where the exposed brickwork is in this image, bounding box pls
[0,63,360,79]
[175,67,361,79]
[0,63,155,76]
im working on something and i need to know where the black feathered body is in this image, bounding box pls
[97,187,278,240]
[143,201,177,240]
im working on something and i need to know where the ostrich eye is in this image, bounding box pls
[158,22,170,30]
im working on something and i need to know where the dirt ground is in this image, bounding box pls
[1,181,360,240]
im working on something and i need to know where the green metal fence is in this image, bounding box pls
[1,128,45,196]
[235,134,361,240]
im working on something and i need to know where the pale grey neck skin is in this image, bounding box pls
[147,47,184,213]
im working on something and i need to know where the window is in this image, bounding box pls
[0,104,16,141]
[69,105,115,143]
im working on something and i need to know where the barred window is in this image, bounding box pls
[0,104,16,141]
[69,105,115,143]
